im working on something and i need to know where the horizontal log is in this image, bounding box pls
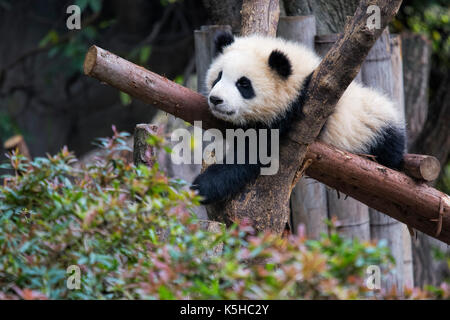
[83,45,450,244]
[306,143,450,242]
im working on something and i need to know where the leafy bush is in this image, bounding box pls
[0,128,449,300]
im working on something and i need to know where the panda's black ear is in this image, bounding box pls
[214,31,235,55]
[268,50,292,79]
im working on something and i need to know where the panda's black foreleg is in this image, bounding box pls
[191,163,260,204]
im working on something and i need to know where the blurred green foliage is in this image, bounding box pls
[38,0,108,76]
[393,0,450,67]
[437,163,450,196]
[0,112,20,140]
[0,128,449,300]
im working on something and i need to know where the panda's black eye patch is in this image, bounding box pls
[212,71,222,88]
[236,76,255,99]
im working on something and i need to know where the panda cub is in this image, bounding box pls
[192,31,406,204]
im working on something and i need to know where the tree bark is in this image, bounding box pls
[240,0,280,37]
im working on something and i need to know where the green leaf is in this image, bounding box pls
[119,92,132,106]
[89,0,102,13]
[139,45,152,65]
[39,30,59,48]
[75,0,89,11]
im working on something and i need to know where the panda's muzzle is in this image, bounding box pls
[209,96,235,116]
[211,105,235,116]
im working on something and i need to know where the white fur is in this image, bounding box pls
[206,35,403,153]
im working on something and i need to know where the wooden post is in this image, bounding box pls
[194,25,233,222]
[277,16,315,48]
[360,30,405,292]
[402,154,441,182]
[276,15,328,239]
[391,34,414,289]
[194,25,233,95]
[133,124,158,167]
[4,135,31,159]
[314,34,370,241]
[401,33,432,148]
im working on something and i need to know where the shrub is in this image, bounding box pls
[0,127,448,299]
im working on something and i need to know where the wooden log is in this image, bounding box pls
[305,142,450,244]
[403,154,441,182]
[276,15,328,238]
[83,45,227,131]
[3,135,30,159]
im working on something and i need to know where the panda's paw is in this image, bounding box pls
[191,171,225,205]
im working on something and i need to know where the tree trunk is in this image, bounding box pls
[240,0,280,36]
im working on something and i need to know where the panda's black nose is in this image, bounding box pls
[209,96,223,106]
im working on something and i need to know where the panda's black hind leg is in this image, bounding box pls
[368,124,406,170]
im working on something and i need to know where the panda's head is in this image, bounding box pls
[205,31,318,126]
